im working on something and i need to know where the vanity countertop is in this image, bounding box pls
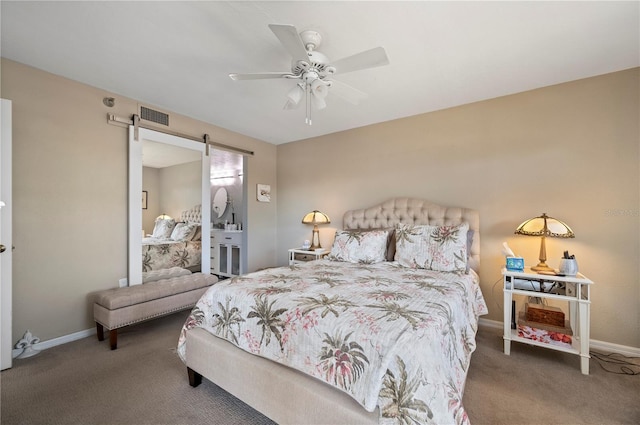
[212,228,243,233]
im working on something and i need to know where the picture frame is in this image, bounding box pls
[142,190,148,209]
[257,184,271,202]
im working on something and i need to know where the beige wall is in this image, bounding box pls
[1,58,278,342]
[142,161,201,234]
[277,68,640,348]
[158,160,201,219]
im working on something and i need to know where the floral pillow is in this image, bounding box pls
[170,222,198,241]
[190,225,202,241]
[329,229,389,264]
[151,218,176,239]
[395,223,469,272]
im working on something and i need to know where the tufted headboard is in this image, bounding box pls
[180,205,202,224]
[343,198,480,272]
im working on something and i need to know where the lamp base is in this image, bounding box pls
[531,262,554,272]
[310,227,321,250]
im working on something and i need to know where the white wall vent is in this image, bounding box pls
[140,106,169,126]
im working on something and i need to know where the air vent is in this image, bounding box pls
[140,106,169,126]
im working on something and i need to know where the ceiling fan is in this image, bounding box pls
[229,24,390,125]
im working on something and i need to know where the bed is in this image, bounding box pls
[142,205,203,272]
[177,198,487,425]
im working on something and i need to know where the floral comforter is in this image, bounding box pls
[177,260,487,424]
[142,238,201,272]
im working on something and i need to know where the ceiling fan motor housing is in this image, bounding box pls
[292,50,330,75]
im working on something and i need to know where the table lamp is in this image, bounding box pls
[301,210,330,250]
[515,213,574,272]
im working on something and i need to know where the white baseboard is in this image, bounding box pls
[478,318,640,357]
[12,328,94,358]
[12,319,640,359]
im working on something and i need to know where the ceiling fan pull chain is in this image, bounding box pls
[306,83,312,125]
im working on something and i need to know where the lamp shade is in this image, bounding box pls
[302,210,330,250]
[515,213,574,272]
[515,213,574,238]
[286,84,304,106]
[302,210,330,225]
[156,214,172,221]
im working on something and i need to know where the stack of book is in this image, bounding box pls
[517,303,573,348]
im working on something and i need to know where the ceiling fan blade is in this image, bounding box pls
[331,47,389,75]
[229,72,293,81]
[268,24,310,65]
[327,79,367,105]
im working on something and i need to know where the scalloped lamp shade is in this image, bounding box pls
[515,213,574,272]
[302,210,331,250]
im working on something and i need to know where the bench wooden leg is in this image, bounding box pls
[188,367,202,387]
[96,322,104,341]
[109,329,118,350]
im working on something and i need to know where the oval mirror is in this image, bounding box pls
[213,187,228,218]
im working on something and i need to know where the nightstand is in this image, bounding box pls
[502,267,594,374]
[288,248,330,265]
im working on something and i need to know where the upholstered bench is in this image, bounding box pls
[93,272,218,350]
[142,266,192,283]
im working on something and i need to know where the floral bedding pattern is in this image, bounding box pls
[142,239,201,272]
[177,260,487,425]
[395,223,469,272]
[329,229,390,264]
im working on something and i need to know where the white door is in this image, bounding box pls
[1,99,13,370]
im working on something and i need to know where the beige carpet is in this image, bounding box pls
[1,311,638,424]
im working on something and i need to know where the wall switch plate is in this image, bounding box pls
[118,278,128,288]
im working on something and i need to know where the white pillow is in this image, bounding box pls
[151,218,176,239]
[395,223,469,272]
[170,222,197,241]
[329,230,389,264]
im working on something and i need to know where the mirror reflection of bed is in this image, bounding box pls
[143,205,203,273]
[141,141,244,279]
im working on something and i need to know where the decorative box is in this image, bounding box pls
[517,313,572,348]
[525,303,565,327]
[506,257,524,271]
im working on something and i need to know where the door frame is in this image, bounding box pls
[1,99,13,370]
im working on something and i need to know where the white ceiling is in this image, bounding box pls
[2,1,638,145]
[142,140,201,168]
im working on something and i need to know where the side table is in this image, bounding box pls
[288,248,329,265]
[502,267,594,374]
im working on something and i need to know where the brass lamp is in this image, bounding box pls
[515,213,574,272]
[301,210,331,249]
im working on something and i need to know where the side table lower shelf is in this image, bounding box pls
[502,267,594,375]
[504,328,586,356]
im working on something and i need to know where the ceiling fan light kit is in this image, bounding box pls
[229,24,389,125]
